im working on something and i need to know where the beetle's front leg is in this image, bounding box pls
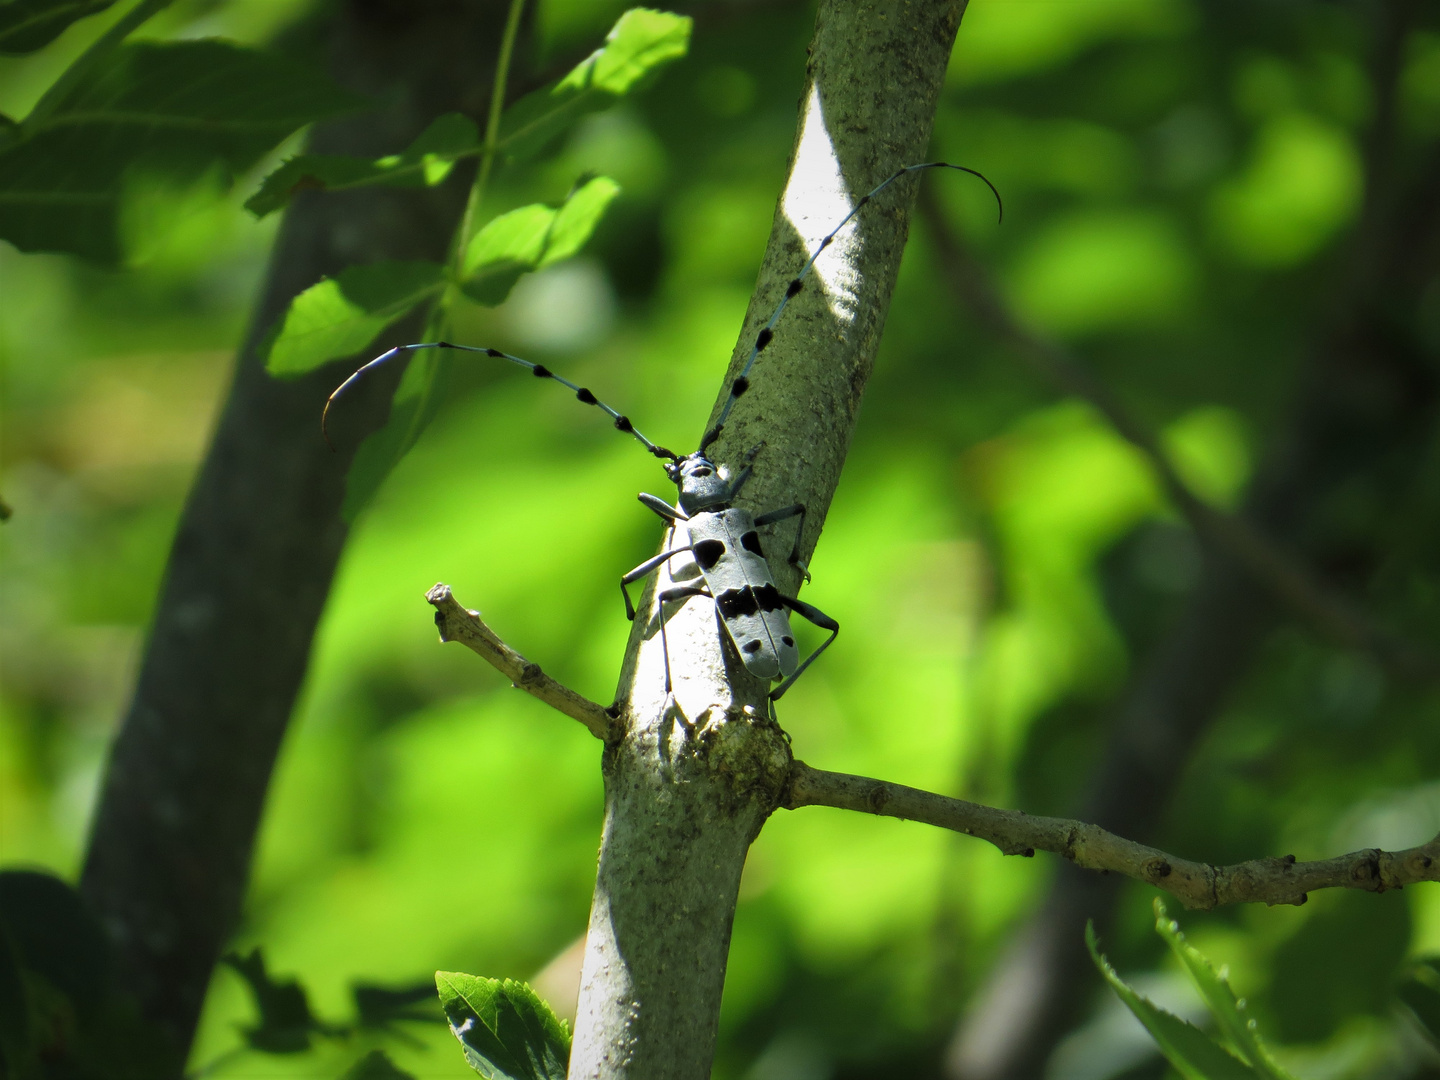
[620,545,694,621]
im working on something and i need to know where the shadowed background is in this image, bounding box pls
[3,0,1439,1077]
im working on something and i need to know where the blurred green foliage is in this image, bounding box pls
[2,0,1439,1078]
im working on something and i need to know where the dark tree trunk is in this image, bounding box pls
[79,1,510,1063]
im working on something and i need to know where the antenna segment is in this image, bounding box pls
[323,341,678,461]
[324,161,998,464]
[708,161,1002,436]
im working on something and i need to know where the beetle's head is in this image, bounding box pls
[666,451,729,514]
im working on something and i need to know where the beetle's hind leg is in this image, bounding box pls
[768,594,838,701]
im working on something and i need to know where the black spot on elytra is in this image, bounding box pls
[782,636,794,647]
[740,531,764,556]
[693,539,725,570]
[754,583,783,612]
[731,376,749,398]
[743,639,764,654]
[717,587,759,619]
[576,387,597,403]
[755,328,773,351]
[532,364,552,378]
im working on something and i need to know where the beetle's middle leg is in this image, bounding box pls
[655,584,712,694]
[753,503,810,582]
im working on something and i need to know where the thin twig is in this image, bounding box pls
[919,189,1438,680]
[785,761,1440,910]
[425,583,616,741]
[453,0,527,262]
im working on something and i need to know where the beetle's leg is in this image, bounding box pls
[654,584,713,693]
[620,545,693,621]
[768,595,838,701]
[639,492,687,522]
[723,465,753,503]
[754,503,810,582]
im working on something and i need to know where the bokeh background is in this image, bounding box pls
[4,0,1440,1077]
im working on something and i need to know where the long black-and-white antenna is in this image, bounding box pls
[704,161,1002,441]
[323,341,679,461]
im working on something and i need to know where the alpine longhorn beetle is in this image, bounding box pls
[326,161,1001,704]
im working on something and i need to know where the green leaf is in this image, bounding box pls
[540,174,622,267]
[222,948,324,1054]
[340,175,616,517]
[0,39,367,261]
[460,175,619,305]
[434,972,569,1080]
[0,870,111,1016]
[246,112,480,218]
[1400,958,1440,1046]
[1153,901,1297,1080]
[0,872,177,1080]
[1086,923,1265,1080]
[0,921,38,1080]
[0,0,116,56]
[342,1049,418,1080]
[497,8,690,162]
[264,261,446,378]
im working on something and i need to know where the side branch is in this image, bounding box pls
[920,191,1438,681]
[784,761,1440,910]
[425,583,616,741]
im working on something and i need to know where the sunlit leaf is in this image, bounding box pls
[1152,901,1297,1080]
[1086,923,1265,1080]
[0,0,115,56]
[498,8,690,161]
[540,174,622,268]
[0,39,366,261]
[460,203,555,305]
[265,261,446,378]
[246,112,480,218]
[459,175,619,305]
[435,972,569,1080]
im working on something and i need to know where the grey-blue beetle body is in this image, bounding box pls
[619,444,834,700]
[324,162,1000,704]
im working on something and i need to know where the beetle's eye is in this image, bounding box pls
[692,467,712,477]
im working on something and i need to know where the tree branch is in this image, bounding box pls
[919,190,1439,681]
[785,762,1440,910]
[425,584,615,741]
[567,4,968,1078]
